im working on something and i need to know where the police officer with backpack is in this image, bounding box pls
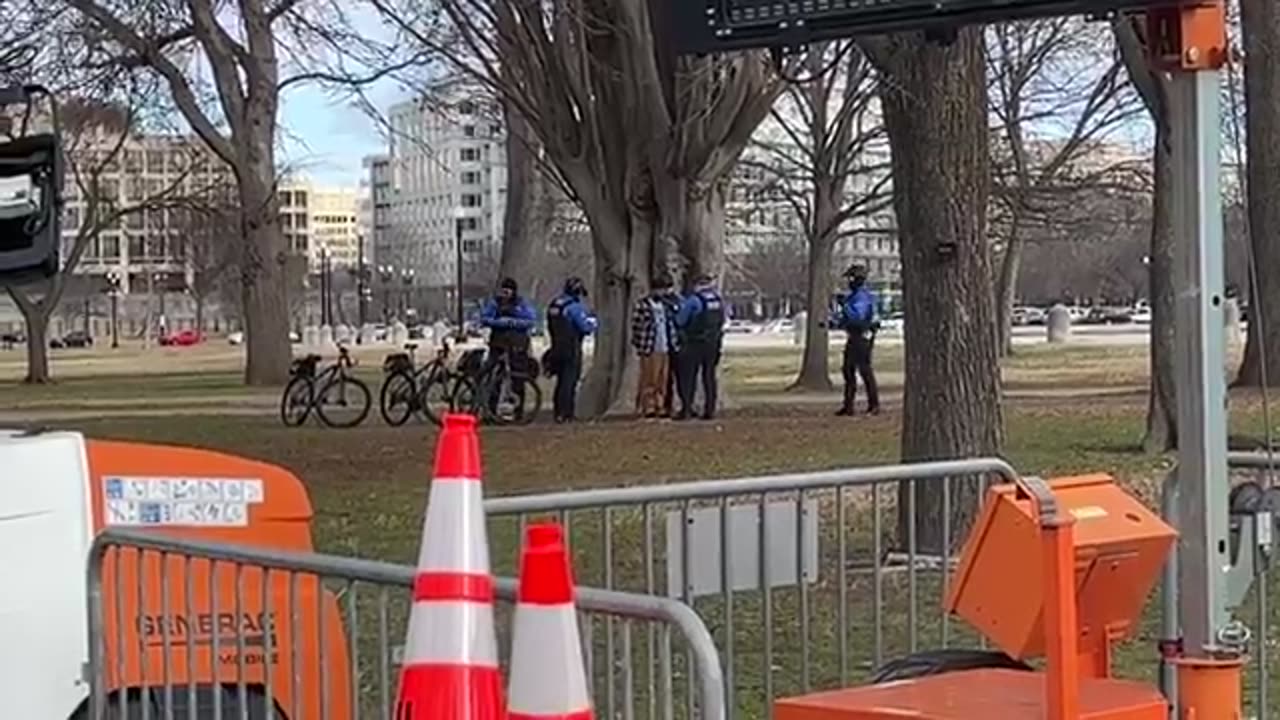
[674,273,727,421]
[544,276,598,423]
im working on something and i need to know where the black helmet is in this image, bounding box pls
[564,276,588,298]
[843,263,869,281]
[499,277,518,293]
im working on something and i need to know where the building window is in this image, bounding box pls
[462,239,481,253]
[280,191,292,206]
[100,234,120,259]
[490,123,501,135]
[128,234,145,260]
[146,150,166,174]
[462,217,479,231]
[463,125,475,138]
[461,171,481,185]
[460,148,480,162]
[461,194,482,208]
[458,101,475,115]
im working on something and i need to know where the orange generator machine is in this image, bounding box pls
[0,429,351,719]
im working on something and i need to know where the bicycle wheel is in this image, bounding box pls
[379,370,417,427]
[450,376,482,420]
[315,375,373,428]
[280,376,314,427]
[420,369,456,426]
[489,370,542,426]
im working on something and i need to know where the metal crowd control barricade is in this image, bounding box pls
[85,528,725,720]
[481,458,1019,720]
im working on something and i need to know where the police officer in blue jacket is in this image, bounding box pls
[831,263,880,416]
[479,277,538,414]
[545,276,598,423]
[675,273,727,421]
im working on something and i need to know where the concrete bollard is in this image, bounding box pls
[335,324,352,345]
[303,325,321,348]
[1046,304,1072,344]
[792,311,806,347]
[319,324,334,348]
[391,321,409,347]
[359,323,376,345]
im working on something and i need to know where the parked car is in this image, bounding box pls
[1,331,24,349]
[160,329,202,346]
[228,330,300,345]
[723,320,759,335]
[764,318,796,335]
[880,312,905,333]
[1132,307,1152,324]
[51,331,92,349]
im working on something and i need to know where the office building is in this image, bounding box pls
[383,91,507,289]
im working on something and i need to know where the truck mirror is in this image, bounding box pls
[0,84,63,283]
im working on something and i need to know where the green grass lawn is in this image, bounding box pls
[12,341,1280,717]
[54,396,1280,718]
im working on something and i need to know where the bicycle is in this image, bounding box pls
[450,347,542,426]
[379,340,467,427]
[279,344,373,428]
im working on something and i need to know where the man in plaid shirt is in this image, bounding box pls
[631,274,682,417]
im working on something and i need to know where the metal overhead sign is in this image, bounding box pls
[670,0,1187,53]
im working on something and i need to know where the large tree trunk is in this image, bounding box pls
[1144,125,1178,452]
[238,149,291,386]
[1236,0,1280,387]
[498,104,543,289]
[792,232,836,391]
[878,29,1003,555]
[14,299,51,384]
[580,219,654,416]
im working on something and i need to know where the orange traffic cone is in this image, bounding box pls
[395,413,505,720]
[507,523,593,720]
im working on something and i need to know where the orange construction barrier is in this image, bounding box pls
[507,523,593,720]
[394,414,506,720]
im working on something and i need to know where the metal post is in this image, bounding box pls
[110,293,118,349]
[455,218,465,333]
[1169,68,1231,656]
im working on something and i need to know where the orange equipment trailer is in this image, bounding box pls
[776,474,1178,720]
[0,429,350,719]
[86,439,353,719]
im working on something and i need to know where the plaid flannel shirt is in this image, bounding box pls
[631,293,682,356]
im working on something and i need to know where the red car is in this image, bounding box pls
[159,329,202,346]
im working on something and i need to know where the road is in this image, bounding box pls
[723,321,1157,349]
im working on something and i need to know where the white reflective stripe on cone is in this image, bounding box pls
[402,600,500,667]
[508,605,591,714]
[419,478,491,573]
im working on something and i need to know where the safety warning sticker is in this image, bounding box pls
[102,476,265,527]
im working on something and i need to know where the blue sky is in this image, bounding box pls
[277,81,397,187]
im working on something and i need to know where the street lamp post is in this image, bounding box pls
[401,268,415,318]
[105,271,121,349]
[453,207,466,338]
[319,247,333,326]
[378,265,394,320]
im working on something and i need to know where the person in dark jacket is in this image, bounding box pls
[674,274,727,421]
[831,263,880,416]
[630,274,681,418]
[479,277,538,415]
[545,276,598,423]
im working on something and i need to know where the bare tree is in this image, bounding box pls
[727,236,808,315]
[56,0,418,384]
[745,43,891,390]
[1,93,192,382]
[859,29,1000,554]
[1113,17,1177,452]
[171,184,239,333]
[366,0,782,414]
[1236,0,1280,388]
[988,18,1143,356]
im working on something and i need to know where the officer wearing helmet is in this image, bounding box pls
[545,276,598,423]
[479,277,538,415]
[674,273,728,421]
[831,263,881,416]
